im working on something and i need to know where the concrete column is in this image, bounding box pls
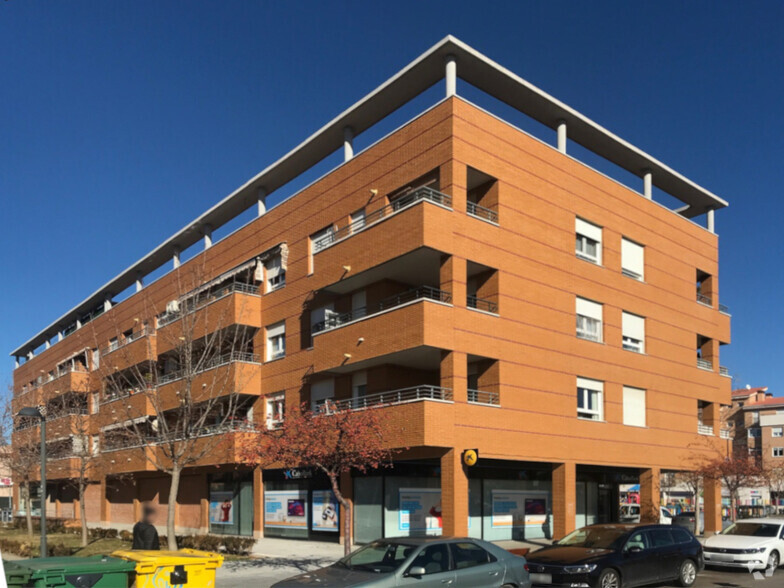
[552,462,576,539]
[14,356,20,368]
[704,478,723,535]
[172,248,181,269]
[557,120,567,154]
[45,341,51,350]
[135,276,144,293]
[27,351,34,360]
[643,171,653,199]
[639,468,661,523]
[343,126,354,162]
[707,209,715,233]
[441,448,469,537]
[339,470,354,547]
[257,188,267,217]
[445,55,457,97]
[440,349,468,404]
[75,319,82,329]
[104,298,112,312]
[57,331,64,342]
[203,225,212,249]
[253,466,264,538]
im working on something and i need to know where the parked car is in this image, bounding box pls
[702,517,784,572]
[673,512,702,535]
[619,505,673,525]
[526,523,703,588]
[271,536,531,587]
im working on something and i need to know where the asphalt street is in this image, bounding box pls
[215,562,780,588]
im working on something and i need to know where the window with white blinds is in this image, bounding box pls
[575,218,602,264]
[266,321,286,361]
[265,255,285,293]
[623,386,646,427]
[577,377,604,421]
[576,297,603,342]
[621,238,645,280]
[622,312,646,353]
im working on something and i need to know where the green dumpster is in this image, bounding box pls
[4,555,135,588]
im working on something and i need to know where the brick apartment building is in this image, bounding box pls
[10,36,732,543]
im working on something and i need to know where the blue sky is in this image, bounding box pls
[1,1,782,394]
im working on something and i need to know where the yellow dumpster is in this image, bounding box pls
[111,548,223,588]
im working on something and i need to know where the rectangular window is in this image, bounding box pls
[576,297,603,342]
[773,427,784,438]
[265,254,285,293]
[265,393,285,429]
[577,377,604,421]
[623,386,647,427]
[311,225,335,254]
[774,448,784,458]
[350,208,366,233]
[91,392,99,415]
[265,322,286,361]
[575,218,602,264]
[91,435,100,456]
[622,238,645,280]
[311,379,335,411]
[622,312,646,353]
[748,428,761,438]
[352,371,368,399]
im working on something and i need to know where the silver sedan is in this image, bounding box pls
[272,536,531,587]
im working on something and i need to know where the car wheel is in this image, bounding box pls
[678,559,697,587]
[597,568,621,588]
[768,550,780,572]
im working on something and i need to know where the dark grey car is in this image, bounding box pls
[271,536,531,587]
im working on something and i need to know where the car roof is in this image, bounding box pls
[733,517,784,524]
[380,536,476,546]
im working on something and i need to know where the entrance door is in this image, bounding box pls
[597,485,614,524]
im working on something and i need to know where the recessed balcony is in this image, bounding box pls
[314,385,452,414]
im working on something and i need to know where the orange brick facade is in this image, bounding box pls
[11,97,731,541]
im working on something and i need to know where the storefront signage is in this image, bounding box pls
[209,488,235,525]
[311,490,339,532]
[398,488,442,533]
[491,491,547,528]
[284,469,312,480]
[264,490,308,529]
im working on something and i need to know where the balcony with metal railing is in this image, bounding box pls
[467,201,499,224]
[101,326,155,357]
[696,293,712,307]
[312,186,453,254]
[697,358,713,371]
[719,303,730,315]
[157,350,261,385]
[313,385,453,414]
[467,295,498,314]
[157,282,260,328]
[719,429,733,440]
[719,366,730,377]
[467,389,500,406]
[698,424,714,436]
[312,286,452,335]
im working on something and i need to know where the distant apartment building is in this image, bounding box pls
[10,36,732,543]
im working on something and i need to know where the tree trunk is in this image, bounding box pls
[79,480,88,547]
[167,466,182,550]
[23,482,33,537]
[328,473,352,557]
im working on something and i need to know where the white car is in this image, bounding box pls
[619,504,673,524]
[703,517,784,571]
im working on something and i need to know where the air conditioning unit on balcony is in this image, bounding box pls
[165,300,180,313]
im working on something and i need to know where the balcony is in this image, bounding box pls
[467,389,500,406]
[313,186,452,254]
[719,366,730,377]
[696,293,712,307]
[698,424,714,436]
[313,385,452,414]
[157,282,260,328]
[101,326,155,356]
[719,429,733,440]
[467,201,499,225]
[719,303,730,315]
[158,351,261,385]
[41,366,91,396]
[467,295,498,314]
[312,287,451,335]
[697,358,713,371]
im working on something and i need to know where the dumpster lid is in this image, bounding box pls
[111,548,223,569]
[4,555,135,577]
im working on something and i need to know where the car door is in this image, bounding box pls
[620,530,659,587]
[449,541,505,587]
[647,529,681,581]
[398,543,456,587]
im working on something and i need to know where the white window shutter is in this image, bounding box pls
[576,218,602,242]
[266,322,285,339]
[623,386,646,427]
[622,312,645,342]
[622,239,644,279]
[576,297,603,321]
[577,377,603,393]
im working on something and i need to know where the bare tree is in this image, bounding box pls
[99,264,258,549]
[675,469,703,511]
[2,396,41,537]
[696,450,763,522]
[762,465,784,514]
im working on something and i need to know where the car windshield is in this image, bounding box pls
[722,523,781,538]
[557,526,628,550]
[337,540,413,573]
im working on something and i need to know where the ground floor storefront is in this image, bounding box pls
[16,452,725,542]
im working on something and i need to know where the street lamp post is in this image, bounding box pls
[18,406,46,557]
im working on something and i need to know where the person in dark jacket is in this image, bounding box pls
[132,504,160,550]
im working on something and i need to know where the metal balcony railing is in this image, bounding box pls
[698,424,714,436]
[467,295,498,314]
[158,351,260,385]
[313,385,453,414]
[48,407,89,420]
[101,326,155,356]
[696,293,712,306]
[720,429,733,440]
[467,201,499,224]
[312,186,453,253]
[697,358,713,371]
[312,286,452,335]
[467,389,500,406]
[719,366,730,377]
[719,303,730,314]
[157,282,259,327]
[101,420,256,453]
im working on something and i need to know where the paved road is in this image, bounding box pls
[216,563,779,588]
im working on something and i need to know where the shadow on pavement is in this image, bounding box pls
[223,556,336,573]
